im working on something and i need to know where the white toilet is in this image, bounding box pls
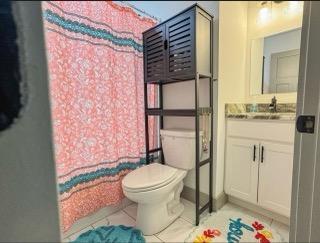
[122,129,203,235]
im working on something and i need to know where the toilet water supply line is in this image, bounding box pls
[201,112,211,153]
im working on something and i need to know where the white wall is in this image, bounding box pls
[0,2,60,242]
[127,1,217,21]
[128,1,219,195]
[216,1,248,197]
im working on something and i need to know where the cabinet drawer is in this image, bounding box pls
[227,119,295,144]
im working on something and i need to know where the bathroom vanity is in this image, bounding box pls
[224,104,295,218]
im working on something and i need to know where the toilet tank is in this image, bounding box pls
[160,129,203,170]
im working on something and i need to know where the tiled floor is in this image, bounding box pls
[63,199,289,242]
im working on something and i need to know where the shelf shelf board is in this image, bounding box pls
[199,201,210,214]
[199,158,211,167]
[148,147,162,153]
[145,73,212,85]
[146,107,212,117]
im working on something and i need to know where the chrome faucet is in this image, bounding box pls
[269,96,277,113]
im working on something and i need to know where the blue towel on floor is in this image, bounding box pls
[73,225,145,243]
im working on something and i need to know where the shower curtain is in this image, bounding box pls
[42,1,157,232]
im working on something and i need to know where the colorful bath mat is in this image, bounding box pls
[185,210,284,243]
[72,225,145,243]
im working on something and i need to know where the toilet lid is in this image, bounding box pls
[122,163,178,191]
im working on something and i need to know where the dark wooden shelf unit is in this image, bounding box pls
[143,3,214,226]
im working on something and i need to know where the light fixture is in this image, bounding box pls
[258,1,272,24]
[287,1,303,14]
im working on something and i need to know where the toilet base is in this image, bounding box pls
[136,199,184,235]
[136,181,185,235]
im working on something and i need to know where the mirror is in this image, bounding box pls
[250,28,302,95]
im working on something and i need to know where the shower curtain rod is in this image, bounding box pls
[119,1,161,22]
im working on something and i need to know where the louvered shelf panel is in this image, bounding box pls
[167,9,195,78]
[144,25,166,83]
[143,4,212,84]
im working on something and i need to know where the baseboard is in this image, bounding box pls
[181,186,209,207]
[181,186,228,211]
[214,191,228,210]
[63,197,132,238]
[228,195,290,225]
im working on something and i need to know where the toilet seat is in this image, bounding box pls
[122,163,179,192]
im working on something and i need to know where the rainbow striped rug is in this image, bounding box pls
[185,210,284,243]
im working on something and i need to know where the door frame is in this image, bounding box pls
[290,1,320,242]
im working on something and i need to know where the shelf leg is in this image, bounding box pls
[144,82,150,165]
[209,77,213,213]
[195,73,200,226]
[159,83,164,164]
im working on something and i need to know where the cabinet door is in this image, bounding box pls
[225,138,259,204]
[144,25,166,82]
[166,10,195,79]
[258,142,294,217]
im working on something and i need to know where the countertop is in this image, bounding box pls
[225,103,296,121]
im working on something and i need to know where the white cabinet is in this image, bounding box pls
[224,119,295,217]
[225,138,259,204]
[258,142,294,217]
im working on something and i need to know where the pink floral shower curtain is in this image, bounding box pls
[42,1,157,232]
